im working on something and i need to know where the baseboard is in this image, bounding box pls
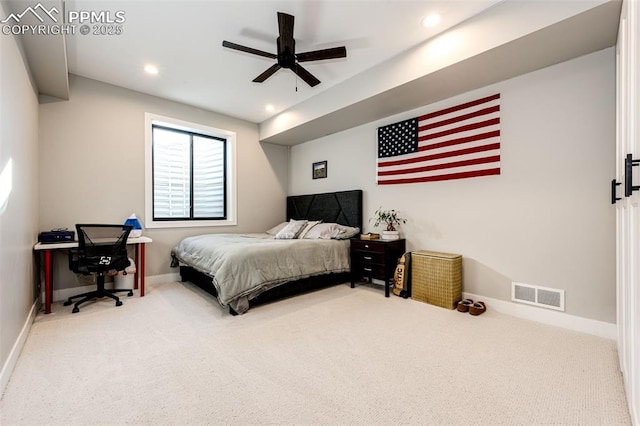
[49,284,95,303]
[44,273,181,302]
[463,292,616,340]
[147,273,180,285]
[0,298,38,400]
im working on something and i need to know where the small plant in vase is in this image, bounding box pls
[371,207,407,240]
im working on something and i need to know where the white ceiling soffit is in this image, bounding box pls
[4,0,69,100]
[259,0,621,146]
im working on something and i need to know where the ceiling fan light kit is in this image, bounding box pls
[222,12,347,87]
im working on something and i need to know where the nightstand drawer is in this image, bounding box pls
[351,240,386,253]
[353,252,385,264]
[356,264,386,277]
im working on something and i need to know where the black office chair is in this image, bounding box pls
[65,224,134,313]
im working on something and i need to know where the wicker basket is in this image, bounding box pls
[411,250,462,309]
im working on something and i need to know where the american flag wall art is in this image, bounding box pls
[376,93,501,185]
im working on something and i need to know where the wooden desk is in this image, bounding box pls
[34,236,152,314]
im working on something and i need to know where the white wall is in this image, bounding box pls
[0,1,40,392]
[289,48,616,323]
[38,75,288,288]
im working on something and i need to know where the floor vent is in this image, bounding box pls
[512,282,565,311]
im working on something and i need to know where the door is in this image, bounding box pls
[616,1,640,424]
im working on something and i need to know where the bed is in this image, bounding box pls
[171,189,363,314]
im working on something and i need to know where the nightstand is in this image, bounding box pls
[350,238,406,297]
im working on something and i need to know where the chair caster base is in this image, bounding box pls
[72,307,79,313]
[116,300,123,307]
[127,291,133,297]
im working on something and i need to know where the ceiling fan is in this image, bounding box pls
[222,12,347,87]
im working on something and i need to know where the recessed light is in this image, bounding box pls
[421,13,441,28]
[144,64,159,75]
[265,104,275,112]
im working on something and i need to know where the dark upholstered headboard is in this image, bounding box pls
[286,190,363,230]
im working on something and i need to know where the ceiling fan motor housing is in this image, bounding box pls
[276,37,296,69]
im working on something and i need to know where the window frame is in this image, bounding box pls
[145,113,237,229]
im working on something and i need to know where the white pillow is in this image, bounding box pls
[302,223,343,239]
[266,222,288,236]
[274,220,308,239]
[303,223,361,239]
[297,220,321,239]
[335,225,360,240]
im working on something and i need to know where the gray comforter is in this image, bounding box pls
[171,233,350,313]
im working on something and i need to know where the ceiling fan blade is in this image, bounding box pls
[277,12,295,54]
[292,63,320,87]
[253,64,282,83]
[296,46,347,62]
[222,41,276,59]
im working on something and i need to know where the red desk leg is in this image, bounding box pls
[44,249,53,314]
[133,244,139,290]
[135,243,146,297]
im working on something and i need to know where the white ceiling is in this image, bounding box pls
[62,0,504,123]
[7,0,621,144]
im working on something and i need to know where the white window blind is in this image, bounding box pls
[153,127,191,218]
[193,135,225,218]
[152,125,226,220]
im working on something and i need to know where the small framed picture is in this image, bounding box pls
[313,161,327,179]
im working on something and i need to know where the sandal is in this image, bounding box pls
[469,301,486,316]
[456,299,474,312]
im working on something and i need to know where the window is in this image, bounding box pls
[145,113,236,228]
[152,125,226,220]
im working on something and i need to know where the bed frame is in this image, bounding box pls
[180,189,363,314]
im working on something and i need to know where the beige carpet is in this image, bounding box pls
[0,281,632,425]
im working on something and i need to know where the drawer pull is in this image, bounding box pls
[363,256,372,261]
[364,244,369,249]
[364,267,372,272]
